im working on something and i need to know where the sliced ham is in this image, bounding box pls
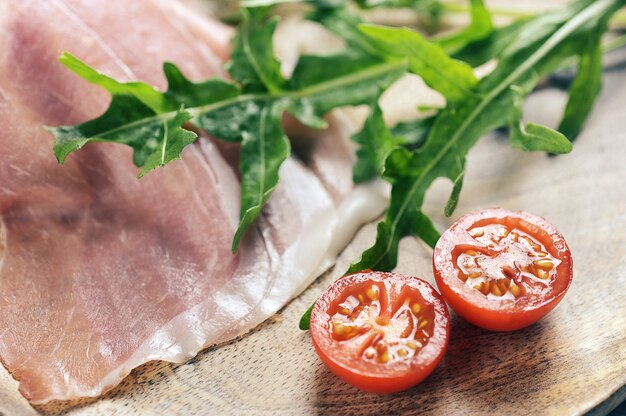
[0,0,385,404]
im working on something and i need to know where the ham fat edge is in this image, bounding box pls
[0,0,387,403]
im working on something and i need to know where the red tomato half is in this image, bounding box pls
[310,271,450,393]
[433,208,573,331]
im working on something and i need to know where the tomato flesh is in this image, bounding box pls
[433,208,573,331]
[310,271,449,393]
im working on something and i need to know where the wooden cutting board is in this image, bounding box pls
[2,11,626,416]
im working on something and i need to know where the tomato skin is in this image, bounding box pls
[310,271,450,393]
[433,208,573,331]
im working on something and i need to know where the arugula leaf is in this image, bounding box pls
[452,19,528,67]
[352,100,403,183]
[352,99,437,183]
[299,302,315,330]
[50,10,406,252]
[163,64,241,109]
[319,0,492,57]
[307,7,382,57]
[508,86,572,154]
[56,52,172,112]
[360,24,478,103]
[137,110,199,177]
[391,116,436,148]
[557,24,605,142]
[227,36,405,251]
[227,9,286,93]
[348,0,621,273]
[436,0,493,55]
[231,100,292,250]
[49,53,207,174]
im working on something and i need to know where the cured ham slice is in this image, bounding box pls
[0,0,386,404]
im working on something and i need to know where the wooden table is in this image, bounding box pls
[1,4,625,416]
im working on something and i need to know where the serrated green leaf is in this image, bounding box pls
[452,19,528,67]
[391,116,436,148]
[299,302,315,330]
[347,219,400,274]
[58,52,172,112]
[349,0,624,273]
[411,210,440,248]
[232,100,290,251]
[52,54,405,252]
[436,0,493,55]
[289,58,405,111]
[352,101,403,183]
[286,54,406,132]
[558,25,605,142]
[51,10,407,253]
[510,122,572,154]
[51,54,241,170]
[289,53,378,91]
[50,94,196,171]
[227,10,286,93]
[163,63,241,108]
[359,24,478,103]
[138,109,198,178]
[444,167,465,217]
[509,86,572,154]
[308,8,380,55]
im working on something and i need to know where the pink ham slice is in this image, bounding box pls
[0,0,372,404]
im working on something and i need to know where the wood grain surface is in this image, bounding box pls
[2,6,626,416]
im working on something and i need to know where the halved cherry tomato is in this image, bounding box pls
[433,208,573,331]
[310,271,449,393]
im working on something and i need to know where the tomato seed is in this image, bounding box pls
[534,260,554,270]
[482,282,491,295]
[411,303,421,315]
[535,268,550,279]
[490,282,503,296]
[509,283,522,297]
[366,286,379,301]
[338,307,351,315]
[502,267,515,279]
[332,323,358,339]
